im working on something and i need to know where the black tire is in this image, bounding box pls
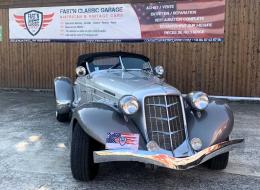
[70,123,99,181]
[204,137,229,170]
[56,111,70,122]
[205,152,229,170]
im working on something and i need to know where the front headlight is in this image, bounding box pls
[187,91,209,111]
[119,96,139,115]
[154,66,165,76]
[76,66,86,77]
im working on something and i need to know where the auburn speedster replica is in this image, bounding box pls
[54,52,244,181]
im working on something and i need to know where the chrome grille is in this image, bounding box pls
[144,95,186,151]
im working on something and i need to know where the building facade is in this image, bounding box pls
[0,0,259,97]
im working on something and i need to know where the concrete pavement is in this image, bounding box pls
[0,90,259,190]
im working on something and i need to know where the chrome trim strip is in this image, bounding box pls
[152,130,183,136]
[146,102,178,108]
[119,56,126,71]
[164,95,174,152]
[54,76,72,83]
[72,83,81,107]
[103,90,116,97]
[85,61,91,74]
[142,95,152,142]
[180,95,192,154]
[94,139,244,170]
[150,116,178,121]
[56,100,72,105]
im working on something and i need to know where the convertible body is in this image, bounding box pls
[54,52,244,181]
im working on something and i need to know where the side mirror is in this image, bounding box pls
[76,66,86,77]
[154,66,165,78]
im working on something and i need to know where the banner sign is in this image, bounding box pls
[9,0,225,43]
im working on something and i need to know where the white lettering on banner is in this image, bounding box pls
[8,0,225,42]
[9,4,141,41]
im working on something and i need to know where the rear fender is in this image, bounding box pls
[54,77,74,114]
[186,101,234,149]
[70,103,146,149]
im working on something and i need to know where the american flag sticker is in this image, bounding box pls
[106,132,139,150]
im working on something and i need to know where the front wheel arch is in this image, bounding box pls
[70,103,147,149]
[186,102,234,149]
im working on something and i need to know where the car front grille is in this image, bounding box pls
[144,95,186,151]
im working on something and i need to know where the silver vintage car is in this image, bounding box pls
[54,52,244,181]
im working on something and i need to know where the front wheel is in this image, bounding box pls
[204,137,230,170]
[205,152,229,170]
[70,123,99,181]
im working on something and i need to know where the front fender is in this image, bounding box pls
[54,77,73,114]
[186,101,234,149]
[70,103,146,149]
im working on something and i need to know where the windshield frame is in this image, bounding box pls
[86,56,153,73]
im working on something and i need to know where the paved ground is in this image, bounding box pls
[0,90,259,190]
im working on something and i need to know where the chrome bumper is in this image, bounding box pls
[94,139,244,170]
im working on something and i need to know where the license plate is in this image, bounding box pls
[106,132,139,151]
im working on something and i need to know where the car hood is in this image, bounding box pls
[90,70,181,98]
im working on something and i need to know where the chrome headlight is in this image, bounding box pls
[119,96,139,115]
[76,66,86,77]
[187,91,209,111]
[154,66,165,77]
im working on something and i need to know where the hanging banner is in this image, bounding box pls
[9,0,225,43]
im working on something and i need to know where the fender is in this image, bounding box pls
[70,103,147,149]
[54,77,74,114]
[186,101,234,149]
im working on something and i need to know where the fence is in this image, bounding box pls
[0,0,259,96]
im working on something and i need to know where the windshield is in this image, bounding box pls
[87,56,151,73]
[88,57,122,72]
[121,57,151,70]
